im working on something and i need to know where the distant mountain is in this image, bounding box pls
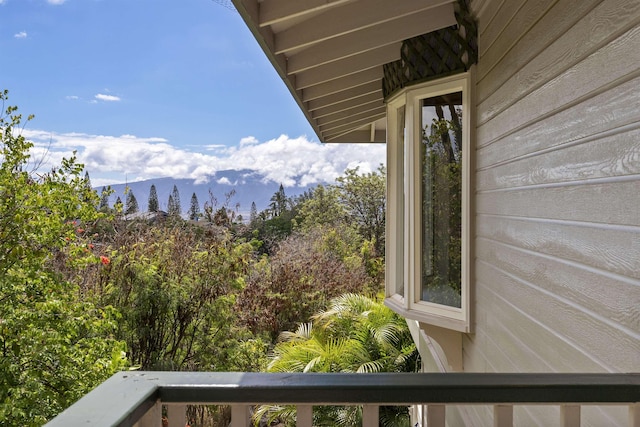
[96,169,315,218]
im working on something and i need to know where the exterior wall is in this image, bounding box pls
[430,0,640,425]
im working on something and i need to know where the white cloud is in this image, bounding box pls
[14,31,27,39]
[20,130,386,188]
[46,0,67,4]
[203,144,226,151]
[239,136,258,147]
[66,95,79,100]
[216,177,235,185]
[94,93,121,102]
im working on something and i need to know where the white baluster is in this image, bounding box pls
[561,404,580,427]
[630,403,640,427]
[136,400,162,427]
[362,405,379,427]
[493,405,513,427]
[427,404,445,427]
[166,404,187,427]
[231,404,251,427]
[297,405,313,427]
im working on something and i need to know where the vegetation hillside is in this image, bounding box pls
[0,92,416,427]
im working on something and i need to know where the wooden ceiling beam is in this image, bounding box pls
[321,113,386,138]
[324,129,386,143]
[302,67,381,102]
[319,110,386,133]
[275,0,453,54]
[294,44,399,89]
[306,81,381,111]
[311,91,382,118]
[315,104,385,127]
[286,3,456,74]
[258,0,354,27]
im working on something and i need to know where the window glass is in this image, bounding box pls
[396,105,406,297]
[420,92,462,308]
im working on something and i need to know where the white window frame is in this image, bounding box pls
[385,71,473,333]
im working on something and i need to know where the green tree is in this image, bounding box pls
[256,294,418,427]
[189,192,200,220]
[203,189,239,228]
[247,186,298,254]
[98,223,265,372]
[249,201,258,224]
[84,171,92,189]
[125,189,139,215]
[296,182,384,282]
[168,194,177,216]
[269,183,288,217]
[296,184,346,230]
[168,184,181,217]
[335,166,386,256]
[148,184,159,212]
[0,91,126,425]
[99,186,110,211]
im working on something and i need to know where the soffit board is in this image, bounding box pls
[232,0,458,143]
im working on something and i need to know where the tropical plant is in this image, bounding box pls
[255,294,419,427]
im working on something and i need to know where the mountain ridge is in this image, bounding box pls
[96,169,316,217]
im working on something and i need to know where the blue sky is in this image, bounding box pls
[0,0,385,187]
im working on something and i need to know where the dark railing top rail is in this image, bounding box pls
[46,371,640,427]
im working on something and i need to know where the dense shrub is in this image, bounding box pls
[237,226,375,341]
[0,91,126,426]
[94,222,268,372]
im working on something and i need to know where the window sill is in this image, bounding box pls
[384,297,471,333]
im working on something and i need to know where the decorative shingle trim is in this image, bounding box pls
[383,0,478,99]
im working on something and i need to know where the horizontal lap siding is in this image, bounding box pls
[460,0,640,425]
[477,76,640,169]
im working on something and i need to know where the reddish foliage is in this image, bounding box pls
[236,229,372,341]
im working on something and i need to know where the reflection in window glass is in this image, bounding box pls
[420,92,462,308]
[397,105,406,297]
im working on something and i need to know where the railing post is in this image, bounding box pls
[493,405,513,427]
[362,405,379,427]
[630,403,640,427]
[561,404,580,427]
[231,404,251,427]
[166,404,187,427]
[297,405,313,427]
[427,404,445,427]
[136,399,161,427]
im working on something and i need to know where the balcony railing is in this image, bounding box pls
[45,371,639,427]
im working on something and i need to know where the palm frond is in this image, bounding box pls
[278,322,313,342]
[252,404,296,427]
[372,323,403,348]
[303,355,323,372]
[356,360,385,373]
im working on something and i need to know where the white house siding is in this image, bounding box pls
[447,0,640,425]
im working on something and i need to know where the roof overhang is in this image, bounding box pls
[231,0,459,143]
